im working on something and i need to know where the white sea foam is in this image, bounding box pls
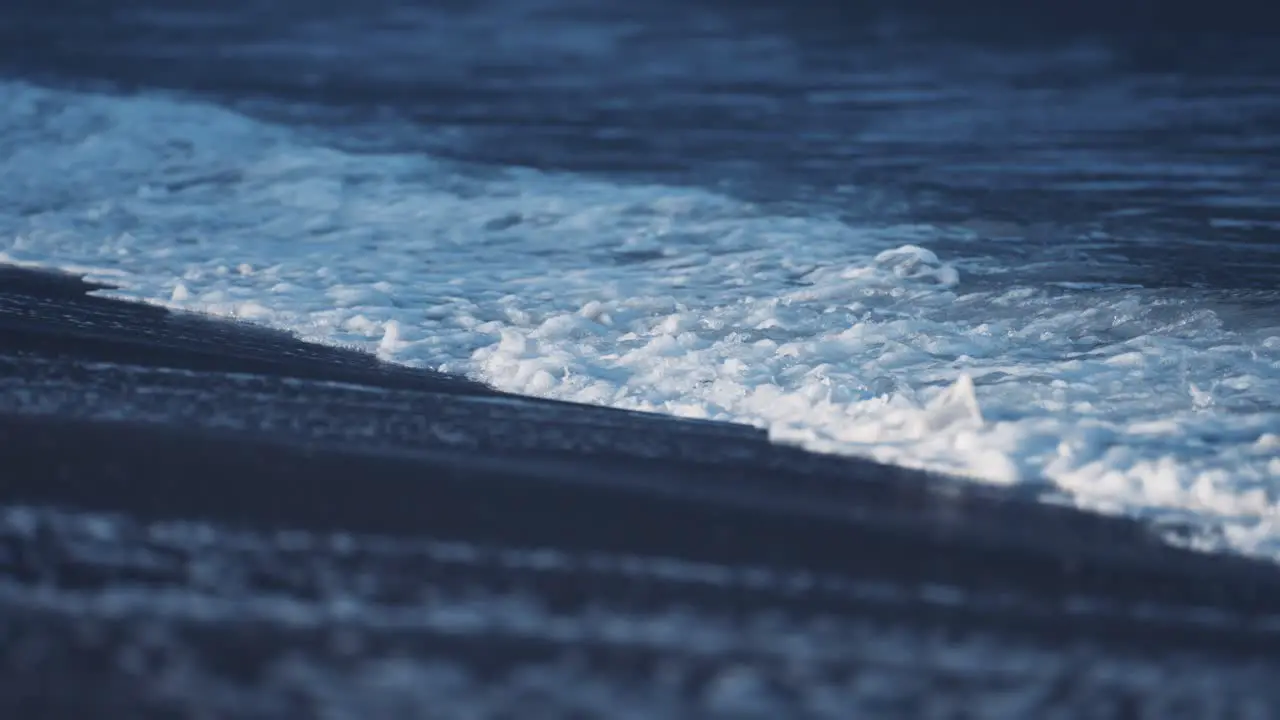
[3,80,1278,557]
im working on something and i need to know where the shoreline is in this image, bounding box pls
[3,262,1279,714]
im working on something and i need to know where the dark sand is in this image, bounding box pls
[3,263,1279,717]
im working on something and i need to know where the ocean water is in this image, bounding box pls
[1,0,1279,564]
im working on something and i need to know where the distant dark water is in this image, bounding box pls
[3,0,1279,294]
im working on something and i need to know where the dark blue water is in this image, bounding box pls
[4,0,1280,293]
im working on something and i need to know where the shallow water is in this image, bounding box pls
[1,0,1278,558]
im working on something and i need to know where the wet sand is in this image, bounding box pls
[2,263,1279,717]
